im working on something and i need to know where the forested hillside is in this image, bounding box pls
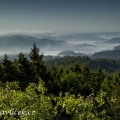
[92,50,120,60]
[45,56,120,73]
[114,45,120,50]
[0,44,120,119]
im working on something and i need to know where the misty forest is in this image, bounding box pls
[1,0,120,119]
[0,41,120,120]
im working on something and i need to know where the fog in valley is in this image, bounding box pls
[0,31,120,57]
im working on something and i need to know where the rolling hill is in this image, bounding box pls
[0,34,66,53]
[103,37,120,44]
[92,50,120,60]
[113,45,120,50]
[58,50,84,56]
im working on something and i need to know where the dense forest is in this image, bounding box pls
[0,44,120,119]
[45,55,120,73]
[92,50,120,60]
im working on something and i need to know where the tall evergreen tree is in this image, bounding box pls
[29,43,47,83]
[29,43,43,63]
[81,63,92,97]
[16,52,36,88]
[2,54,11,67]
[1,54,15,82]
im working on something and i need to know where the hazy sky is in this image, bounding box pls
[0,0,120,33]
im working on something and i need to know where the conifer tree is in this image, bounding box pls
[17,52,35,88]
[81,63,91,97]
[29,43,43,63]
[29,43,47,83]
[2,54,11,66]
[1,54,15,82]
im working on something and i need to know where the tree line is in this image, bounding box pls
[0,44,120,119]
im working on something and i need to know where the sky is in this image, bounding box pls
[0,0,120,33]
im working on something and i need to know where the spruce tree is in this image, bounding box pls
[29,43,47,83]
[17,52,36,88]
[2,54,11,66]
[81,63,91,97]
[1,54,15,82]
[29,43,43,63]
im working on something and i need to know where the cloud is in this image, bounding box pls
[0,30,54,36]
[0,31,120,56]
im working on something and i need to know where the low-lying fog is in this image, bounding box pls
[0,31,120,56]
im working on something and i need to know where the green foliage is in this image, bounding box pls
[56,92,109,120]
[0,80,56,120]
[60,72,81,96]
[0,44,120,119]
[45,56,120,73]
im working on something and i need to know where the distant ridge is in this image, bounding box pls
[103,37,120,44]
[92,50,120,60]
[0,34,66,53]
[58,50,85,56]
[0,53,58,61]
[113,45,120,50]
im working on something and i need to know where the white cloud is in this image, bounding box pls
[0,30,53,36]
